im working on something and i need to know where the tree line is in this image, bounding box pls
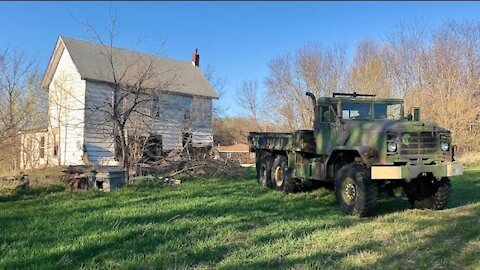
[230,20,480,153]
[0,48,47,171]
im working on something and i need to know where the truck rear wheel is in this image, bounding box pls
[271,155,299,193]
[404,177,451,210]
[335,163,378,217]
[257,153,274,188]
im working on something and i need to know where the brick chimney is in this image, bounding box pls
[192,48,200,67]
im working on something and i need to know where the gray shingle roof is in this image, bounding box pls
[58,36,218,98]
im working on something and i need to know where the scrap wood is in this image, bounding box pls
[136,155,246,179]
[170,162,207,177]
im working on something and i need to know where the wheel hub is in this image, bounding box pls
[274,166,283,187]
[260,165,267,185]
[342,178,357,203]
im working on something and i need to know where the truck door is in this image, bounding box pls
[316,103,338,155]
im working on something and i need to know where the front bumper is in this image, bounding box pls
[371,163,463,180]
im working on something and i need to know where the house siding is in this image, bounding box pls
[83,81,214,164]
[153,93,213,150]
[22,36,216,169]
[47,46,86,166]
[83,81,117,165]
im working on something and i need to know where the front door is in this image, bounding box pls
[315,103,338,155]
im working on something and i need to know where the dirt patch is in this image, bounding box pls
[0,167,66,189]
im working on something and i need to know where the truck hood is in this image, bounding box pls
[338,120,449,148]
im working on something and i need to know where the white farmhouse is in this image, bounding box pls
[20,36,217,169]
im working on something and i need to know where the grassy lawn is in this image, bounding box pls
[1,164,479,270]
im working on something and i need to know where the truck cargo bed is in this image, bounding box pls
[249,130,315,153]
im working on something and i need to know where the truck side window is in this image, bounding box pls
[329,103,338,122]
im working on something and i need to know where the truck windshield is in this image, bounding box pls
[374,103,402,120]
[342,102,403,120]
[342,102,372,120]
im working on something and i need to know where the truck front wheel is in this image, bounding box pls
[335,163,378,217]
[404,177,451,210]
[271,155,299,193]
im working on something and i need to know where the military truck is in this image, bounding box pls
[248,92,463,217]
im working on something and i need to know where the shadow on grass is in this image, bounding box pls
[0,184,64,203]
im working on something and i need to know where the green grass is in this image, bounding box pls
[1,165,480,270]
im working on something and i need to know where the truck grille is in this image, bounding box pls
[399,132,438,158]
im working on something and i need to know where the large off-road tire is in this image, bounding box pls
[404,177,451,210]
[256,152,274,188]
[335,163,378,217]
[271,155,299,193]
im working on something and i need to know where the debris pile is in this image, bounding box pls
[136,158,246,178]
[0,173,29,190]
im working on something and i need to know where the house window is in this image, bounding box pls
[53,143,59,157]
[184,108,191,120]
[39,136,45,159]
[151,95,160,117]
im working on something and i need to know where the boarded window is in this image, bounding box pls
[40,136,45,158]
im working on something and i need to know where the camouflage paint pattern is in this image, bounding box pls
[249,94,462,182]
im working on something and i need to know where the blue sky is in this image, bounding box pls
[1,1,480,116]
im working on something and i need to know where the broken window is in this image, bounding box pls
[53,143,59,156]
[151,95,160,117]
[128,134,163,163]
[39,136,45,158]
[184,108,191,121]
[182,133,192,148]
[144,135,162,161]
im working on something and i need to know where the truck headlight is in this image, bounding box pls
[387,142,397,152]
[441,142,449,151]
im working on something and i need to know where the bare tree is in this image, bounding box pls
[235,80,265,131]
[346,38,395,98]
[264,43,346,130]
[388,20,480,152]
[204,64,227,117]
[0,47,45,171]
[80,15,176,183]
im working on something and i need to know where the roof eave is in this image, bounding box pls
[41,36,65,89]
